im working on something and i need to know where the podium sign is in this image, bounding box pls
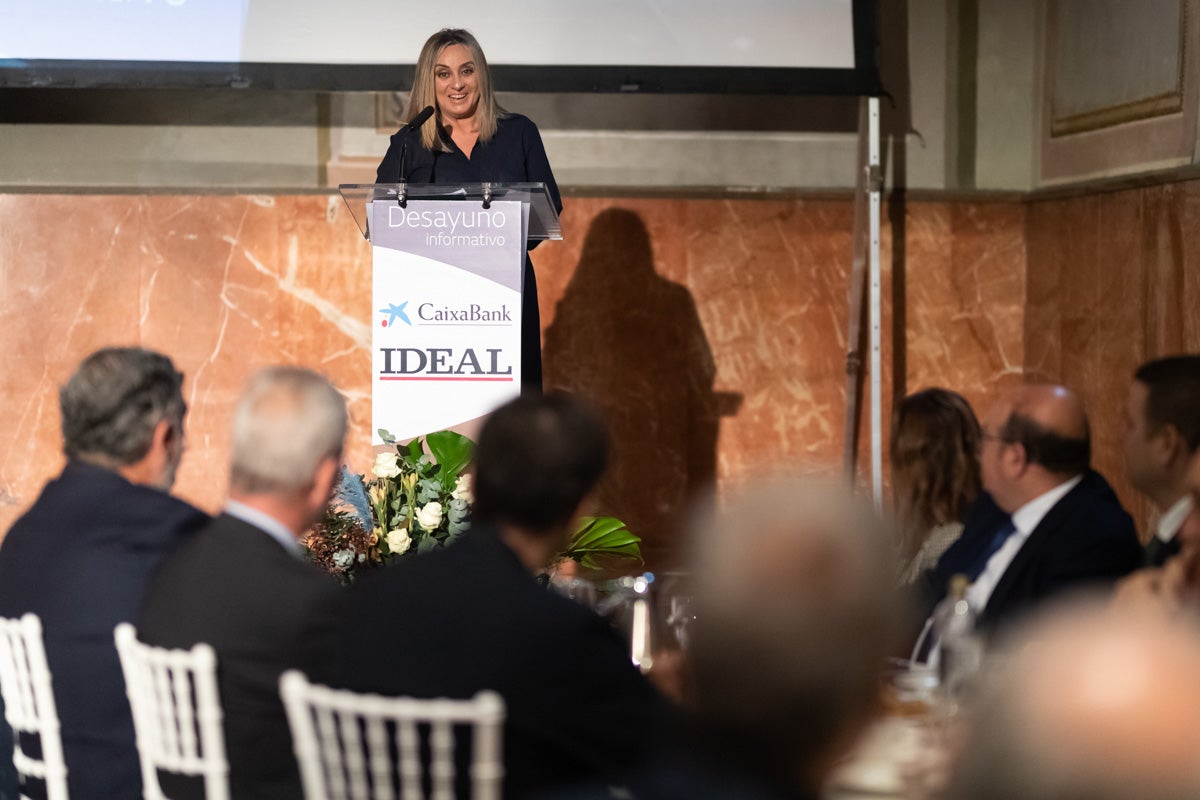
[369,199,529,442]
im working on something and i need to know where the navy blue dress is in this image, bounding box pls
[376,113,563,394]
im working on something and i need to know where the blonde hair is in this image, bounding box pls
[890,388,982,560]
[407,29,506,152]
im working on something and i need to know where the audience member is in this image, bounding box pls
[687,481,900,799]
[339,394,667,799]
[914,384,1140,645]
[1122,355,1200,566]
[0,347,208,799]
[946,601,1200,800]
[1113,447,1200,617]
[890,388,981,583]
[0,703,9,800]
[559,481,901,800]
[137,366,347,799]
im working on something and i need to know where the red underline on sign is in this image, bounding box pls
[378,376,516,382]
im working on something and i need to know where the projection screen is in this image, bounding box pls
[0,0,879,94]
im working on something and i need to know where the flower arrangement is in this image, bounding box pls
[304,429,472,583]
[305,429,642,583]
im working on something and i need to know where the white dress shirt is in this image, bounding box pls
[225,498,304,559]
[914,474,1085,666]
[965,474,1084,614]
[1156,495,1194,543]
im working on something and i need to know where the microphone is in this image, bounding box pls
[396,106,435,188]
[404,105,435,132]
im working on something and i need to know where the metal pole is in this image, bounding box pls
[842,99,870,483]
[868,96,883,511]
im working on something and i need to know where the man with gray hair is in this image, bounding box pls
[684,482,901,799]
[0,347,209,799]
[137,366,348,800]
[947,600,1200,800]
[570,481,901,800]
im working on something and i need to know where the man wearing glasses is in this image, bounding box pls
[914,384,1141,645]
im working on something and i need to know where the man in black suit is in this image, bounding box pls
[339,394,667,799]
[137,366,347,799]
[604,482,901,800]
[915,384,1141,644]
[0,347,208,799]
[1122,355,1200,567]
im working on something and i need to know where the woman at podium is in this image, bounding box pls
[377,28,562,395]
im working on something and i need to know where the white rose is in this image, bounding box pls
[386,527,412,555]
[452,474,473,502]
[415,502,444,530]
[372,452,401,479]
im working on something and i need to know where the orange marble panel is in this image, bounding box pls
[0,192,1028,568]
[1024,178,1200,539]
[903,201,1027,417]
[0,195,376,537]
[1183,182,1200,349]
[539,197,1026,566]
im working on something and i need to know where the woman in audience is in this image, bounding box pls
[890,388,982,584]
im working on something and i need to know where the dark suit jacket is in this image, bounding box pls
[339,527,669,799]
[544,721,821,800]
[137,512,344,800]
[1144,530,1182,567]
[0,461,208,800]
[547,757,818,800]
[915,471,1141,636]
[913,492,1011,625]
[0,696,12,800]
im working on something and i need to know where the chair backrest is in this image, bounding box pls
[113,623,228,800]
[0,613,69,800]
[279,671,504,800]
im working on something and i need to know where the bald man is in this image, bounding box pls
[915,385,1140,642]
[946,602,1200,800]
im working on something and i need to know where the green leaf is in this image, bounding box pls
[563,514,643,569]
[378,429,397,445]
[404,438,424,460]
[417,535,440,554]
[571,516,632,549]
[575,532,642,551]
[426,431,474,485]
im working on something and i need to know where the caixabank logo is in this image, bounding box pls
[378,300,513,328]
[377,298,515,381]
[378,301,411,328]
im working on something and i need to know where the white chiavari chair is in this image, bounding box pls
[0,613,68,800]
[114,623,228,800]
[279,670,504,800]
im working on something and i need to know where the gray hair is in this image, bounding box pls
[946,600,1200,800]
[229,367,348,494]
[60,347,185,466]
[686,479,903,783]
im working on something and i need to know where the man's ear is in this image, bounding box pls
[1004,441,1029,479]
[309,454,341,510]
[1158,424,1189,470]
[151,417,173,451]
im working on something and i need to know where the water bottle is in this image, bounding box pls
[933,574,983,702]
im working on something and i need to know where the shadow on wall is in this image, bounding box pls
[543,208,738,569]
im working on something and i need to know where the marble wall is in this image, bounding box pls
[0,192,1027,567]
[1025,178,1200,531]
